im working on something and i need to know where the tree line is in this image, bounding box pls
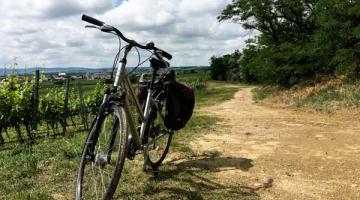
[211,0,360,86]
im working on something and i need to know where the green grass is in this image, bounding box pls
[177,71,209,83]
[196,86,240,107]
[0,131,86,199]
[0,78,255,199]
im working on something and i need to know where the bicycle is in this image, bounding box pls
[76,14,175,200]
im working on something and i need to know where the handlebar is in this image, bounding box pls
[82,15,104,26]
[81,14,172,60]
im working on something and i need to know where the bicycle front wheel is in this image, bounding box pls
[76,105,128,200]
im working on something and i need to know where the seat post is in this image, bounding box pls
[149,66,159,89]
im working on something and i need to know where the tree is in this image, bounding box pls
[210,56,227,81]
[218,0,317,45]
[215,0,360,86]
[210,50,242,82]
[314,0,360,78]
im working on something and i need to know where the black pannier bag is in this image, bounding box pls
[164,81,195,130]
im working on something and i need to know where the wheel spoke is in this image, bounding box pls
[91,163,99,200]
[98,163,106,197]
[145,103,172,167]
[76,107,128,200]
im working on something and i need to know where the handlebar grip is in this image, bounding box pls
[158,49,172,60]
[82,14,104,26]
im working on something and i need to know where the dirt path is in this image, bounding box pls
[191,87,360,199]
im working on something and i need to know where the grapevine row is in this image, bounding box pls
[0,73,105,144]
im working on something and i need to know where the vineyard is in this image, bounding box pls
[0,71,105,145]
[0,70,208,146]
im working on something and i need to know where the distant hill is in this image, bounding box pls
[0,67,112,75]
[0,66,209,76]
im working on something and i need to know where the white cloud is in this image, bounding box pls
[0,0,112,18]
[178,0,228,17]
[102,0,177,30]
[0,0,255,68]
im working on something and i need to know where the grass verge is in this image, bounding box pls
[252,78,360,113]
[251,86,277,102]
[291,83,360,110]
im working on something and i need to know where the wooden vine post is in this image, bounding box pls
[31,69,40,143]
[63,77,70,136]
[77,81,89,130]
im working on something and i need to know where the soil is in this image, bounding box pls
[190,87,360,199]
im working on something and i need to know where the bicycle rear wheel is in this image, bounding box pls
[144,103,172,169]
[76,105,128,200]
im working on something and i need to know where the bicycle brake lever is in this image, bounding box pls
[100,25,114,32]
[85,25,98,29]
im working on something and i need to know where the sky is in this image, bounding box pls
[0,0,255,68]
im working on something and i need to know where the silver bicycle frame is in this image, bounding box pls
[109,46,157,150]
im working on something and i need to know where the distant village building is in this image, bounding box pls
[70,75,83,80]
[58,72,67,77]
[86,72,111,80]
[85,72,92,80]
[49,72,67,81]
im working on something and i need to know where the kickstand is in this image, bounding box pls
[142,145,159,178]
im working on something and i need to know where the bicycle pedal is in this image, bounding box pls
[126,147,136,160]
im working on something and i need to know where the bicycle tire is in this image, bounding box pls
[76,105,128,200]
[144,104,172,169]
[145,130,172,168]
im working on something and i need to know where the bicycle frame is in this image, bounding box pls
[101,45,166,151]
[77,15,174,200]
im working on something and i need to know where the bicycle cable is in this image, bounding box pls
[90,26,168,80]
[110,34,122,80]
[128,49,154,75]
